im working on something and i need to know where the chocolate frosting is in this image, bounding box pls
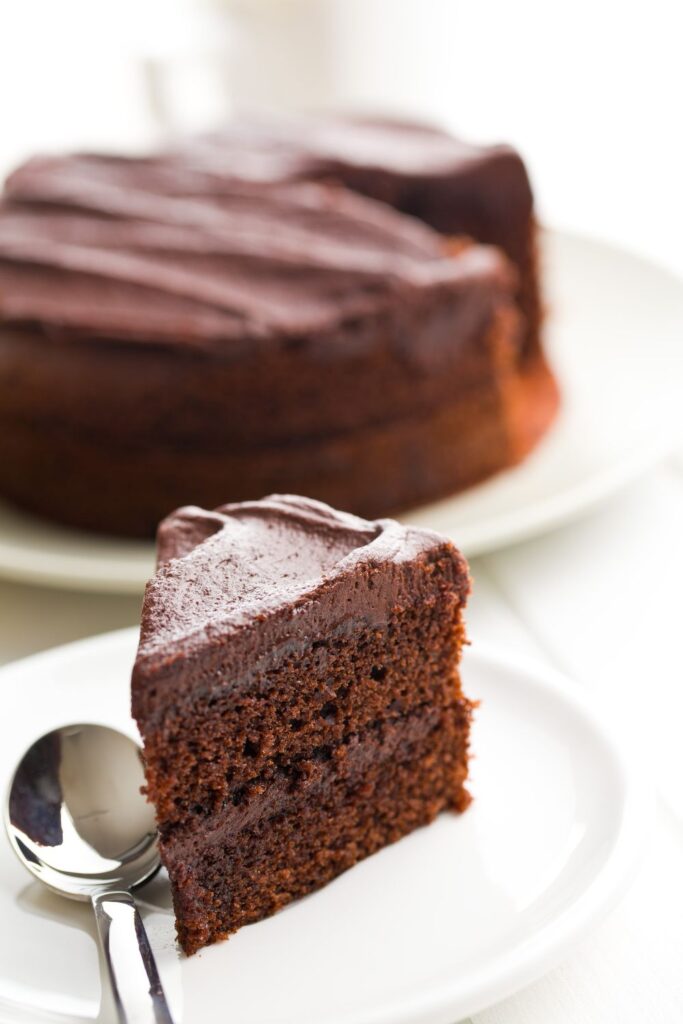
[0,143,510,348]
[135,495,468,681]
[186,112,521,182]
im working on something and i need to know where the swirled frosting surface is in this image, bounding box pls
[0,135,510,349]
[135,495,469,673]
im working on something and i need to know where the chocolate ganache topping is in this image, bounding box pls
[0,151,511,349]
[135,496,469,683]
[184,112,523,182]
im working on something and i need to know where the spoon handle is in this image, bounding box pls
[92,890,174,1024]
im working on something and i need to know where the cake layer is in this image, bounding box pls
[163,703,470,954]
[0,350,558,537]
[156,702,447,846]
[0,250,516,450]
[136,591,466,836]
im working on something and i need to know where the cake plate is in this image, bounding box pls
[0,630,649,1024]
[0,227,681,592]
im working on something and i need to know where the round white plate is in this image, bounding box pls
[0,227,681,595]
[0,629,649,1024]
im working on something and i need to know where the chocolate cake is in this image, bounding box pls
[131,495,472,955]
[180,114,544,363]
[0,115,558,536]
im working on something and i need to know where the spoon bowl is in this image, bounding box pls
[5,723,159,898]
[4,723,173,1023]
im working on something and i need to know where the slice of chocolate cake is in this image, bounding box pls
[131,495,472,955]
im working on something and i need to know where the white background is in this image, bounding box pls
[1,2,683,1022]
[1,0,682,274]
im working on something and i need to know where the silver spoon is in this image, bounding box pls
[4,723,174,1024]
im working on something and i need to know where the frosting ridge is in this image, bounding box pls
[137,495,468,669]
[0,151,510,345]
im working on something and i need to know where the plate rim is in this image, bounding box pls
[0,628,652,1024]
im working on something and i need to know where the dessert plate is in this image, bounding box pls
[0,227,681,593]
[0,629,649,1024]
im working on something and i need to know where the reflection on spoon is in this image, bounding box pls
[4,723,175,1024]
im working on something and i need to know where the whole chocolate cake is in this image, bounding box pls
[131,495,472,954]
[0,115,558,536]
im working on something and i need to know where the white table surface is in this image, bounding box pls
[1,4,683,1018]
[2,457,683,1023]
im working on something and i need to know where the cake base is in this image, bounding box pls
[165,707,470,955]
[0,354,558,537]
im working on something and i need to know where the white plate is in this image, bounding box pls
[0,227,681,595]
[0,629,649,1024]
